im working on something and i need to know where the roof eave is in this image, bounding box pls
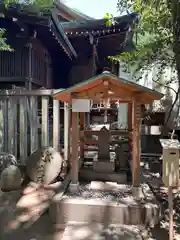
[53,73,164,101]
[51,10,77,59]
[61,12,139,32]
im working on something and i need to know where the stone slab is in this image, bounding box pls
[79,168,127,183]
[93,161,115,173]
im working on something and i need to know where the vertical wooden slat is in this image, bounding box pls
[41,96,49,147]
[64,102,70,162]
[3,98,8,152]
[13,98,17,158]
[132,101,141,187]
[71,111,79,184]
[53,99,60,151]
[20,97,28,164]
[30,96,38,153]
[7,97,17,156]
[28,44,32,89]
[0,100,4,152]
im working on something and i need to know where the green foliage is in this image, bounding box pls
[22,0,54,13]
[0,29,12,50]
[0,0,54,50]
[115,0,174,82]
[104,12,115,27]
[115,0,180,128]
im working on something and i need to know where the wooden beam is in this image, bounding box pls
[128,103,133,153]
[71,111,79,184]
[53,99,60,151]
[74,83,136,101]
[0,89,64,97]
[132,101,141,187]
[83,130,132,135]
[41,96,49,147]
[64,103,71,165]
[79,112,85,160]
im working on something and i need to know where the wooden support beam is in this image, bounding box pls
[79,112,85,160]
[64,102,70,165]
[128,103,133,152]
[53,99,60,151]
[132,101,141,187]
[41,96,49,147]
[71,111,79,184]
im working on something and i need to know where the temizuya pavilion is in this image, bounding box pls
[53,72,163,190]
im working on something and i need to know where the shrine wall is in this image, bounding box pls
[68,58,93,86]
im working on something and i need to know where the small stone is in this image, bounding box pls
[0,165,22,192]
[90,181,105,190]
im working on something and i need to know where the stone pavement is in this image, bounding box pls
[61,223,144,240]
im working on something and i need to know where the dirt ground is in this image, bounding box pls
[0,189,63,240]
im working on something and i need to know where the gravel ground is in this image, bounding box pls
[63,183,133,201]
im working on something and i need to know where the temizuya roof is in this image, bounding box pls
[53,72,163,103]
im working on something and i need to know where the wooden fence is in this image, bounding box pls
[0,88,70,164]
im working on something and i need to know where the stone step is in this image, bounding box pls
[49,183,160,228]
[61,223,147,240]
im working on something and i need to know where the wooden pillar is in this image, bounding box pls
[132,101,141,187]
[128,103,133,152]
[53,99,60,151]
[71,111,79,184]
[79,112,85,160]
[64,103,70,164]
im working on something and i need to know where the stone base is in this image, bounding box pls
[93,161,115,173]
[132,187,144,200]
[49,184,160,229]
[68,183,79,192]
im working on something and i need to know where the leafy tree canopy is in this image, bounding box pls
[112,0,175,84]
[0,0,54,50]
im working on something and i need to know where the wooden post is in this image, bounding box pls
[0,100,4,152]
[160,139,180,240]
[64,102,70,165]
[168,186,173,240]
[79,112,85,160]
[53,99,60,151]
[132,101,141,187]
[41,96,49,147]
[128,103,133,152]
[71,111,79,184]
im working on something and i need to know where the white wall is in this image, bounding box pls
[118,62,179,130]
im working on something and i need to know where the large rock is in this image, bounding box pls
[0,153,22,192]
[0,165,22,192]
[26,147,63,184]
[0,153,17,173]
